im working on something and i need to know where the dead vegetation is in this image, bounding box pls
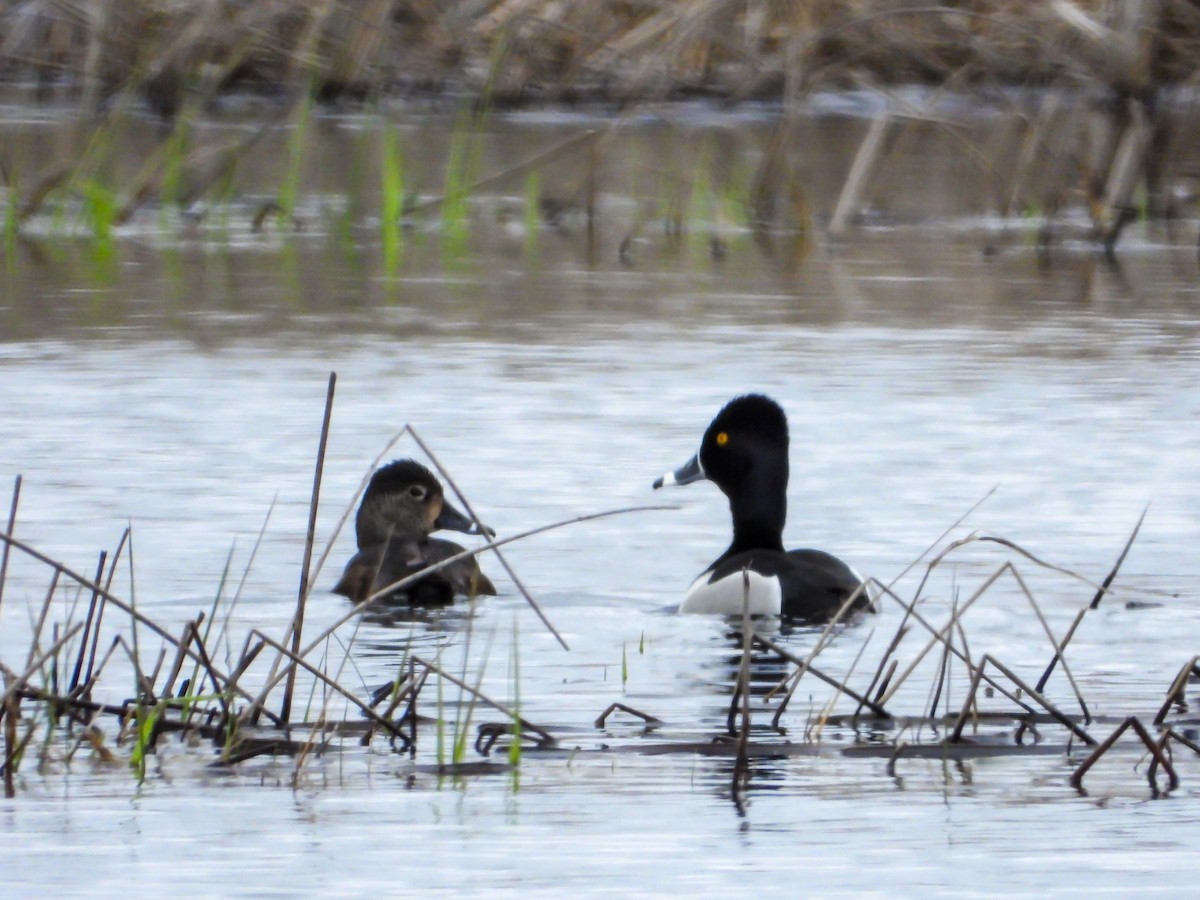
[0,4,1197,261]
[1,1,1197,108]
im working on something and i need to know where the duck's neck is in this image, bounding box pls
[723,465,787,557]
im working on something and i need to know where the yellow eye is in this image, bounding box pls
[716,432,729,446]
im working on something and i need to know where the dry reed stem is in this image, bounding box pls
[68,552,107,695]
[766,577,873,723]
[1035,506,1146,693]
[859,487,997,697]
[1070,716,1176,793]
[875,562,1008,708]
[184,621,230,722]
[752,631,889,719]
[0,475,19,619]
[0,622,85,709]
[245,630,409,748]
[925,596,957,724]
[1008,567,1089,721]
[24,570,62,672]
[0,529,293,727]
[75,635,121,701]
[281,371,336,724]
[593,702,662,729]
[1,530,191,651]
[1154,656,1200,726]
[830,109,892,235]
[980,653,1094,746]
[806,626,875,743]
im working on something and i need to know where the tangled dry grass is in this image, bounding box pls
[0,1,1197,111]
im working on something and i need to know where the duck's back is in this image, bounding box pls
[334,538,496,606]
[422,538,497,599]
[781,548,872,620]
[680,548,870,620]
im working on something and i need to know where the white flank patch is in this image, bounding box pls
[679,569,782,616]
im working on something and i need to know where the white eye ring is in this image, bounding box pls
[408,485,428,500]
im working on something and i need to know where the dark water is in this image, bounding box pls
[2,95,1200,894]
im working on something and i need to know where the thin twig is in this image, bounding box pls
[0,475,20,618]
[407,426,570,651]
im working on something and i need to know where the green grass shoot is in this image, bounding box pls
[277,86,313,222]
[508,617,522,772]
[159,114,192,224]
[80,180,117,264]
[380,125,406,276]
[522,169,540,260]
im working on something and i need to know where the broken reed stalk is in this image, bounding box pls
[1035,506,1146,694]
[1070,716,1176,793]
[829,109,892,236]
[237,504,673,727]
[1153,656,1200,726]
[407,425,569,651]
[282,371,336,724]
[2,691,15,797]
[752,631,890,720]
[0,530,192,650]
[868,574,1035,717]
[0,528,288,726]
[978,654,1094,746]
[245,631,409,747]
[594,702,662,729]
[1009,567,1089,722]
[185,620,230,721]
[75,635,122,700]
[0,622,85,709]
[0,474,20,618]
[875,562,1008,707]
[411,654,554,747]
[859,487,998,706]
[926,596,957,724]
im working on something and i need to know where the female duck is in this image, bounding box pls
[653,394,872,621]
[334,458,496,605]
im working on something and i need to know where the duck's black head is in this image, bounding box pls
[355,458,489,549]
[653,394,790,554]
[697,394,789,492]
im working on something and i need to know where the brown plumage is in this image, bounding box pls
[334,459,496,605]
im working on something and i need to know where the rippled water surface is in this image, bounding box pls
[2,97,1200,895]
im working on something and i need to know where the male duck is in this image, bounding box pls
[653,394,872,621]
[334,459,496,605]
